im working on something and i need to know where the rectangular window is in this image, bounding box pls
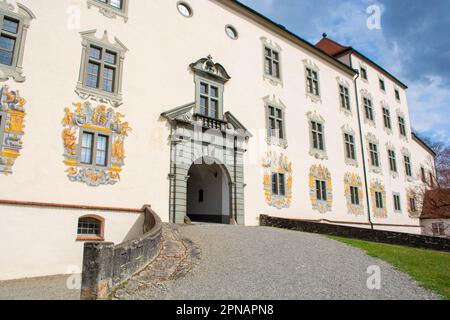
[84,44,119,95]
[404,156,412,177]
[432,223,445,236]
[421,167,427,183]
[97,0,123,10]
[383,108,391,129]
[78,217,102,236]
[375,191,384,209]
[350,186,360,205]
[429,172,435,188]
[398,117,407,136]
[268,106,284,140]
[79,131,110,168]
[339,85,350,110]
[316,180,327,201]
[369,143,380,167]
[409,197,416,213]
[361,67,368,80]
[388,150,397,173]
[306,68,320,96]
[0,16,19,67]
[264,47,280,79]
[379,79,386,91]
[393,194,402,212]
[364,98,374,121]
[311,121,324,151]
[272,173,286,196]
[344,133,356,160]
[199,81,220,119]
[395,89,401,101]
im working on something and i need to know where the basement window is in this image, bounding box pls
[77,215,105,241]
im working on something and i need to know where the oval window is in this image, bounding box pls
[177,2,193,18]
[225,25,238,40]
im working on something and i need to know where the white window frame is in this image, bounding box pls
[342,125,358,167]
[361,90,375,127]
[261,37,282,86]
[263,95,287,148]
[304,59,321,103]
[0,2,35,82]
[76,30,128,107]
[195,77,224,120]
[402,147,413,182]
[337,77,352,115]
[307,112,327,160]
[366,133,382,174]
[87,0,129,22]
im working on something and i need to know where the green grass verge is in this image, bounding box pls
[328,236,450,300]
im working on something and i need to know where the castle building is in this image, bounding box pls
[0,0,436,280]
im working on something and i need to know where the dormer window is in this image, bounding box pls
[190,55,230,122]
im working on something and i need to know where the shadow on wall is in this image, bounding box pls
[122,214,145,243]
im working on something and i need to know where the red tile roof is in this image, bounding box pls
[315,37,350,56]
[421,189,450,219]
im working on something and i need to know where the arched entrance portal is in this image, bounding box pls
[187,160,231,224]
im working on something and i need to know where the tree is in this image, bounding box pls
[417,134,450,188]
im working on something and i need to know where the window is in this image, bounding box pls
[421,167,427,183]
[198,81,220,119]
[77,31,127,107]
[339,85,350,110]
[0,5,35,81]
[268,106,285,140]
[369,143,380,167]
[429,172,435,188]
[311,121,325,151]
[393,194,402,212]
[88,0,129,21]
[350,186,360,205]
[375,191,384,209]
[360,67,368,80]
[379,79,386,91]
[383,108,391,129]
[225,25,238,40]
[272,173,286,196]
[409,197,416,213]
[344,133,356,161]
[315,180,327,202]
[198,189,204,203]
[388,150,397,173]
[77,215,104,241]
[264,47,280,79]
[306,67,320,96]
[432,223,445,236]
[395,89,401,101]
[404,155,412,177]
[364,97,374,122]
[177,1,193,18]
[398,116,407,136]
[78,130,111,168]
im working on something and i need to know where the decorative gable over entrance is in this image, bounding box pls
[161,56,251,225]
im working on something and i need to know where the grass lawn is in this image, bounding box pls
[328,236,450,300]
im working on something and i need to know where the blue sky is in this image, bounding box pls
[240,0,450,145]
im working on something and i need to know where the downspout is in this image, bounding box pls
[170,122,177,223]
[350,53,374,230]
[233,135,238,224]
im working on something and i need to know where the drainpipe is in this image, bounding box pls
[233,135,238,224]
[170,122,177,223]
[351,54,374,230]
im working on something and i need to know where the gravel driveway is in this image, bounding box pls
[122,224,439,300]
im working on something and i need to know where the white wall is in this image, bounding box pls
[0,204,143,281]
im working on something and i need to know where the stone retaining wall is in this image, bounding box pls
[81,206,163,300]
[260,215,450,252]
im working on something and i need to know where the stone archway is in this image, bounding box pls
[187,160,232,224]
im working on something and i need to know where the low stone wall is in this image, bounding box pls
[260,215,450,252]
[81,205,163,300]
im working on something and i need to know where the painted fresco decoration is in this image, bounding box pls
[62,101,131,187]
[309,165,333,213]
[344,172,365,216]
[370,179,388,219]
[0,85,27,175]
[262,152,293,209]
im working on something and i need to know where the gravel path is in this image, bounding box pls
[0,275,80,300]
[119,224,440,300]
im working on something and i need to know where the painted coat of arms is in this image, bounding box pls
[62,101,131,187]
[309,164,333,213]
[0,85,27,175]
[262,152,293,209]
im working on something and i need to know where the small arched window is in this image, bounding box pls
[77,215,105,241]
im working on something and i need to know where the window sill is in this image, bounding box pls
[76,235,105,242]
[75,84,123,108]
[310,149,328,160]
[263,73,283,87]
[306,92,322,104]
[87,0,129,22]
[0,65,26,82]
